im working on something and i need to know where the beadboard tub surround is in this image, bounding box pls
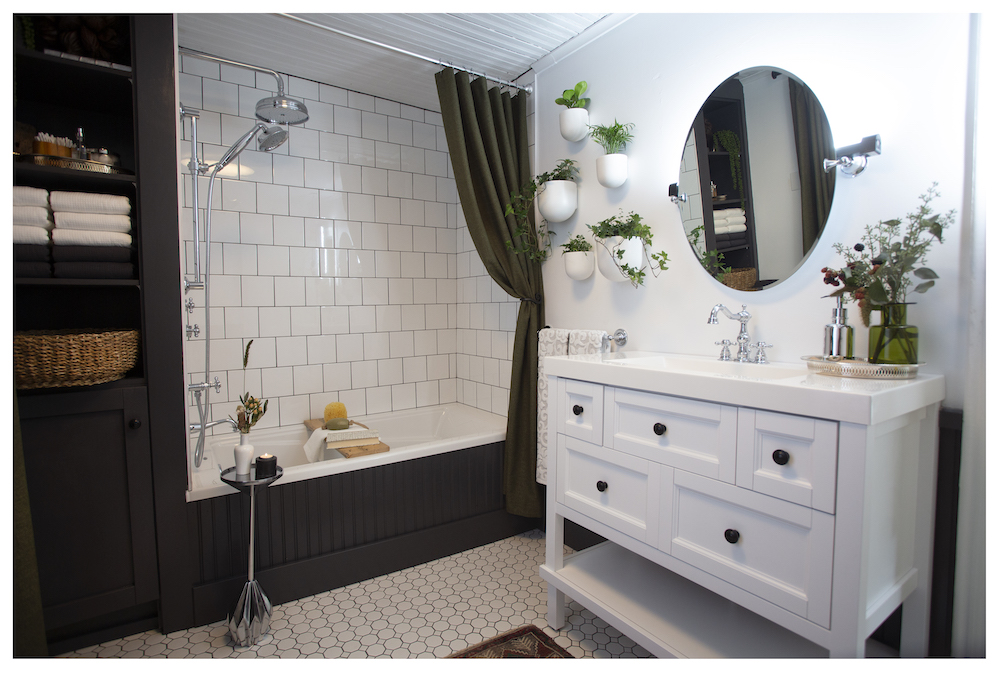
[187,402,506,501]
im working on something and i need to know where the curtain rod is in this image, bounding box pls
[275,13,533,94]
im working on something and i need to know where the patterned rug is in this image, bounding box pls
[448,625,574,658]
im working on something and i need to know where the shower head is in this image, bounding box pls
[215,122,286,172]
[256,94,309,125]
[258,126,288,152]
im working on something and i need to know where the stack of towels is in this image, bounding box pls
[50,191,135,279]
[712,208,748,248]
[13,186,54,278]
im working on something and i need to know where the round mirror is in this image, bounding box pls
[675,67,835,291]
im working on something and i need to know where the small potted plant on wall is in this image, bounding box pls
[505,159,580,262]
[588,210,669,287]
[561,234,594,281]
[589,119,634,188]
[556,81,590,142]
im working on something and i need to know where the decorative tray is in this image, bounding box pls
[800,356,921,380]
[14,152,133,175]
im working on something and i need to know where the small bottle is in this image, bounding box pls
[74,127,87,160]
[824,295,855,359]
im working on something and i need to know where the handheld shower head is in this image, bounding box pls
[256,95,309,125]
[214,123,288,172]
[258,126,288,152]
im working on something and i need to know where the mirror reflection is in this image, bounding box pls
[676,67,835,291]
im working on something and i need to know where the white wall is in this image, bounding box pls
[176,54,517,442]
[533,13,973,409]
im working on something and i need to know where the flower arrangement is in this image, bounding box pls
[587,210,670,287]
[821,184,953,326]
[231,340,268,434]
[505,159,580,262]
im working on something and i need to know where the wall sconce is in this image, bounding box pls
[668,183,687,204]
[823,134,881,177]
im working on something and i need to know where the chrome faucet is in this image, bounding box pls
[708,304,754,363]
[189,417,239,433]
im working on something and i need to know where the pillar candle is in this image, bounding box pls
[255,453,277,479]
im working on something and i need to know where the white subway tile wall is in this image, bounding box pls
[178,57,519,440]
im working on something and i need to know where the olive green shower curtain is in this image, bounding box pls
[789,79,836,255]
[434,68,544,519]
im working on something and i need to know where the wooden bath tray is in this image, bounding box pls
[337,442,390,459]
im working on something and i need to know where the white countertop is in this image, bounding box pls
[544,351,945,426]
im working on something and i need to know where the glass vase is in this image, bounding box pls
[868,303,919,365]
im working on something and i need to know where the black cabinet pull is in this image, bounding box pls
[653,422,666,436]
[573,404,584,416]
[129,418,142,429]
[772,449,790,465]
[596,480,608,493]
[724,529,740,544]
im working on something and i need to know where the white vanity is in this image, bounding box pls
[541,351,945,658]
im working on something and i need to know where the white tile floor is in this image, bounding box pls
[60,529,652,659]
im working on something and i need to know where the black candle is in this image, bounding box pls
[255,453,277,479]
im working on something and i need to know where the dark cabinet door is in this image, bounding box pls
[19,386,158,630]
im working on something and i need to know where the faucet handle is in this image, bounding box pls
[714,339,733,361]
[752,342,773,364]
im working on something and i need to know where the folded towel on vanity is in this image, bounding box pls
[53,212,132,233]
[13,206,54,229]
[13,225,51,245]
[51,245,132,263]
[14,244,51,262]
[15,261,52,278]
[51,229,132,247]
[53,261,135,279]
[50,191,131,215]
[13,186,50,208]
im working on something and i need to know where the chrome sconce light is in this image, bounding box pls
[823,134,881,177]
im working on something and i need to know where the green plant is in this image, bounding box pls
[561,234,592,254]
[230,340,268,433]
[588,120,635,155]
[712,129,745,209]
[555,81,590,109]
[587,210,670,287]
[686,224,731,276]
[822,184,953,326]
[504,160,579,263]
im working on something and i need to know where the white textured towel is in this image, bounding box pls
[51,229,133,247]
[50,191,131,215]
[13,206,54,229]
[13,225,51,245]
[713,208,744,221]
[716,223,748,234]
[54,212,132,233]
[13,186,49,207]
[569,329,608,355]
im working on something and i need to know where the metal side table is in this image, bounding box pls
[219,465,283,648]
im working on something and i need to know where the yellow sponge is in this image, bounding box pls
[324,401,347,423]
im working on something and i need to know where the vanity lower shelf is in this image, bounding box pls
[541,541,895,659]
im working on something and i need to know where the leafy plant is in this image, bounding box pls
[561,234,593,254]
[686,223,731,276]
[712,129,745,209]
[587,210,670,287]
[504,159,580,263]
[555,81,590,109]
[822,184,953,326]
[588,120,635,155]
[230,340,268,434]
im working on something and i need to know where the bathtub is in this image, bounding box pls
[187,403,507,502]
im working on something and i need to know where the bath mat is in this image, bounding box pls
[448,625,574,658]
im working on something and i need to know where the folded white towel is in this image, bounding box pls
[54,212,132,233]
[13,206,54,229]
[536,327,571,486]
[13,186,50,208]
[51,229,133,247]
[13,225,51,245]
[716,223,748,235]
[303,428,327,463]
[713,208,743,220]
[724,214,747,226]
[50,191,131,215]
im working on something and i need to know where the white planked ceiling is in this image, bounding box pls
[176,13,610,112]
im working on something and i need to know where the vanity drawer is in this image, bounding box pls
[556,378,604,445]
[605,387,737,483]
[556,434,659,546]
[663,470,834,628]
[736,409,838,514]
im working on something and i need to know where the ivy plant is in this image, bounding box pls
[587,210,670,287]
[504,159,580,263]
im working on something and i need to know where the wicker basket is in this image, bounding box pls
[720,267,758,291]
[14,329,140,389]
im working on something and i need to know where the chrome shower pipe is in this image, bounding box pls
[180,105,207,292]
[179,47,287,97]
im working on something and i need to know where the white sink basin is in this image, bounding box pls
[606,354,807,380]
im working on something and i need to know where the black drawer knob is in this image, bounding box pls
[596,480,608,493]
[772,449,790,466]
[653,422,666,436]
[724,528,740,544]
[129,418,142,429]
[573,404,584,416]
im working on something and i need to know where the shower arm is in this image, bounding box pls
[178,47,286,96]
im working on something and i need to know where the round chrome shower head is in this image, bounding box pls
[256,95,309,125]
[258,126,288,152]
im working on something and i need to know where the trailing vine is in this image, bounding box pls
[504,159,579,263]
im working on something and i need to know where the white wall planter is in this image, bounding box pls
[559,108,590,142]
[596,153,628,188]
[563,250,594,281]
[596,236,644,283]
[538,180,578,223]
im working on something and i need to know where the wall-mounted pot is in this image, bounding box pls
[537,180,578,222]
[559,108,590,142]
[563,250,594,281]
[596,236,643,282]
[596,154,628,188]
